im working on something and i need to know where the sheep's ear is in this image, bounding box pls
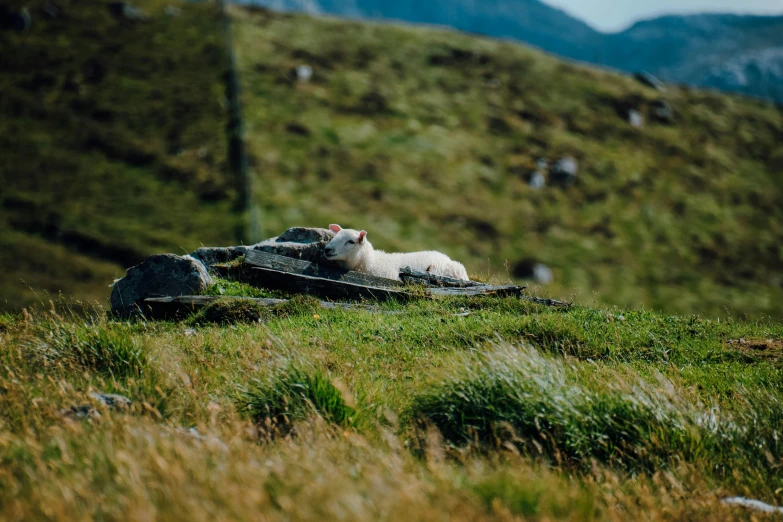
[329,224,342,233]
[358,230,367,242]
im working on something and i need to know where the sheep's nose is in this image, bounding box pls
[325,247,334,255]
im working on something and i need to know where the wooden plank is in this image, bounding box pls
[399,267,484,288]
[244,249,402,288]
[248,266,412,301]
[428,285,526,297]
[519,295,571,308]
[238,249,533,302]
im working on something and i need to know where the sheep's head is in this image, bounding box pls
[324,224,368,267]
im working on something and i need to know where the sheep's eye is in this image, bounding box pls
[347,240,355,244]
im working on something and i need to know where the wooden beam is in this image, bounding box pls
[399,267,484,288]
[244,249,402,288]
[428,285,526,297]
[248,266,412,301]
[237,250,533,302]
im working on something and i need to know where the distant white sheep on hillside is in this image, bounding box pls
[324,224,470,281]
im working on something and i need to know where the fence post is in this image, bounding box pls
[219,0,259,244]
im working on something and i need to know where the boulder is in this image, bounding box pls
[550,156,578,186]
[111,254,213,317]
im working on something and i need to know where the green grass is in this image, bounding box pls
[1,4,782,519]
[408,343,782,492]
[238,363,362,430]
[1,296,781,519]
[0,0,235,312]
[232,6,783,320]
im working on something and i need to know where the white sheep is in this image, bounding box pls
[323,224,470,281]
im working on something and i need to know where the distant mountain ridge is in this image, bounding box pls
[240,0,783,101]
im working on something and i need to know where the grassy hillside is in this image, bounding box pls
[0,0,236,311]
[231,6,783,320]
[1,293,782,519]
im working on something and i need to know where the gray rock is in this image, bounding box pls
[253,227,335,264]
[528,171,546,189]
[59,404,98,420]
[277,227,334,243]
[633,71,666,91]
[190,246,250,268]
[192,227,336,269]
[533,264,554,284]
[651,99,674,124]
[164,5,181,17]
[59,392,132,420]
[295,64,313,82]
[111,254,213,317]
[42,3,61,19]
[550,157,578,186]
[90,393,132,409]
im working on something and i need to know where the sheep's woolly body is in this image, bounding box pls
[355,244,468,281]
[324,225,470,281]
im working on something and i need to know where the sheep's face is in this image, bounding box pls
[324,224,367,266]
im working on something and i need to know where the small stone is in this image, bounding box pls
[651,99,674,124]
[59,392,131,421]
[42,3,61,19]
[550,156,578,186]
[164,5,181,17]
[533,264,554,284]
[90,393,132,409]
[295,64,313,82]
[528,171,545,189]
[627,109,644,128]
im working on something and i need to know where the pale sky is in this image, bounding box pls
[543,0,783,32]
